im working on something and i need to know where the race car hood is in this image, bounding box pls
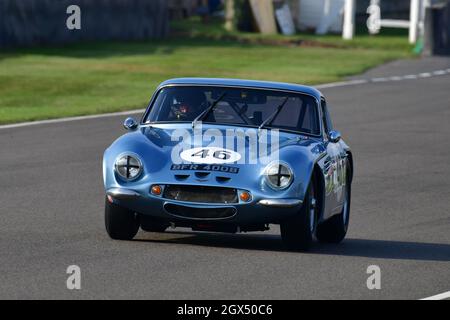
[103,123,325,199]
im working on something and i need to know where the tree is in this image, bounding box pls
[225,0,235,31]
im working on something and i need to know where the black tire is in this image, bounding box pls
[280,178,317,251]
[105,198,140,240]
[316,160,351,244]
[140,216,169,233]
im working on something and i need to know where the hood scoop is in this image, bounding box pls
[195,172,210,179]
[174,174,190,181]
[216,176,231,184]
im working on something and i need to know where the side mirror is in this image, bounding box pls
[329,130,341,143]
[123,117,138,131]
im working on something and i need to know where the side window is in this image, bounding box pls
[321,98,333,135]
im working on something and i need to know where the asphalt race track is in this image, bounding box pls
[0,57,449,300]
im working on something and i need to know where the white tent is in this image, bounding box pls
[296,0,346,34]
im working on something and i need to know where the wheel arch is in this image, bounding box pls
[312,162,326,223]
[346,150,354,183]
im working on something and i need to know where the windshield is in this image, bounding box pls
[144,86,321,135]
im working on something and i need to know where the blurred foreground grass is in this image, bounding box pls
[0,18,415,124]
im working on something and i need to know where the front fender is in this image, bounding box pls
[103,131,169,189]
[277,143,325,202]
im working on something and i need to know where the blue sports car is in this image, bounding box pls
[103,78,353,250]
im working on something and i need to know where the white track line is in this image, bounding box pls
[419,72,432,78]
[371,77,389,82]
[0,109,143,130]
[420,291,450,300]
[316,68,450,89]
[315,79,368,89]
[1,67,449,130]
[433,70,446,76]
[389,76,403,81]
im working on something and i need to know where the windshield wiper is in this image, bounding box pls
[258,96,290,133]
[192,92,227,129]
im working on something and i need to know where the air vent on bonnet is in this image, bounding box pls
[195,172,210,179]
[216,176,231,183]
[174,174,190,181]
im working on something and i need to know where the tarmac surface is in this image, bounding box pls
[0,57,449,299]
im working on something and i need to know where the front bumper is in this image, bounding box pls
[258,199,303,208]
[107,188,140,199]
[106,187,303,224]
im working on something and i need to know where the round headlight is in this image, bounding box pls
[115,154,143,180]
[264,162,293,189]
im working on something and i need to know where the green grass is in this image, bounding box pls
[171,17,415,51]
[0,18,415,124]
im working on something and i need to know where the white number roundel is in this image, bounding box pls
[180,147,241,164]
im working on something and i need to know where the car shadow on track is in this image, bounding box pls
[314,238,450,262]
[134,231,450,262]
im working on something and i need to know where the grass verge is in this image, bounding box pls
[0,18,415,124]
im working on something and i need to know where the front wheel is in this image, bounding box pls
[105,198,140,240]
[316,161,351,243]
[280,179,317,251]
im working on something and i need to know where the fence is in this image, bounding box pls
[0,0,169,48]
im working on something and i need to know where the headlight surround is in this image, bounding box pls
[264,161,293,190]
[115,154,143,181]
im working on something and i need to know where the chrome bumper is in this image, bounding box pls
[107,188,302,209]
[106,188,140,199]
[257,199,302,208]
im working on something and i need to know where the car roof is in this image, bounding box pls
[157,78,324,100]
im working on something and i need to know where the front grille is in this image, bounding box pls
[164,203,236,219]
[163,185,238,204]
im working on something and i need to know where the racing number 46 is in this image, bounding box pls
[192,149,231,160]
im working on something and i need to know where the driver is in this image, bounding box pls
[171,90,207,121]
